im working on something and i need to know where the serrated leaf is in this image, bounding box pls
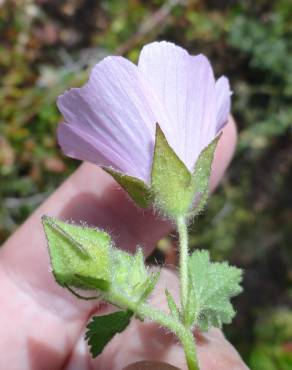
[188,250,242,331]
[165,289,180,320]
[151,124,196,217]
[85,310,133,358]
[104,167,152,208]
[42,216,111,291]
[189,135,221,216]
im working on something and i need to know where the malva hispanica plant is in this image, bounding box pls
[42,41,243,370]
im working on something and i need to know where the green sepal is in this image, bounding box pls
[189,134,221,217]
[73,275,109,291]
[85,310,133,358]
[42,215,111,291]
[188,250,243,331]
[151,124,196,218]
[110,248,154,303]
[43,217,161,309]
[104,167,152,208]
[165,289,180,320]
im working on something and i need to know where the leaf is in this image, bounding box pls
[42,216,111,291]
[165,289,180,320]
[85,310,133,358]
[151,124,196,217]
[190,135,221,216]
[188,250,243,331]
[104,167,152,208]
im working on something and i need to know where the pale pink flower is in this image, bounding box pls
[57,41,231,184]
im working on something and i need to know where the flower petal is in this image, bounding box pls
[215,76,232,132]
[138,41,217,170]
[58,123,138,176]
[57,56,168,183]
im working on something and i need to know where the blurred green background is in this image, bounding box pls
[0,0,291,368]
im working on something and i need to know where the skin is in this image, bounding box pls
[0,117,249,370]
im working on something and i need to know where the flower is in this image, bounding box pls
[57,41,231,188]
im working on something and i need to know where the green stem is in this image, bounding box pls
[136,303,200,370]
[180,329,200,370]
[176,215,189,320]
[107,214,199,370]
[107,291,199,370]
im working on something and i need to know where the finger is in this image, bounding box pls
[66,269,248,370]
[0,117,237,370]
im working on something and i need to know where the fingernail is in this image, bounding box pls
[123,361,181,370]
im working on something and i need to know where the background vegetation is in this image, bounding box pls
[0,0,291,368]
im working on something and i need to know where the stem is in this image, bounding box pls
[136,303,200,370]
[107,291,200,370]
[175,216,199,369]
[107,214,199,370]
[137,304,199,370]
[176,215,189,319]
[180,329,200,370]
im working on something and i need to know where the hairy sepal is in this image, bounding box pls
[42,216,111,291]
[151,125,220,219]
[151,124,196,218]
[110,247,158,304]
[42,216,160,306]
[104,167,152,208]
[188,135,221,217]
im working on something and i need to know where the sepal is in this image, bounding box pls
[42,216,160,306]
[151,124,195,218]
[189,134,221,217]
[42,216,111,291]
[104,168,152,208]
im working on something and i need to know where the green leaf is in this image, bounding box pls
[151,124,196,217]
[85,310,133,358]
[104,167,152,208]
[188,250,243,331]
[189,135,221,217]
[42,216,111,291]
[165,289,180,320]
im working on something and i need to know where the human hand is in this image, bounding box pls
[0,117,248,369]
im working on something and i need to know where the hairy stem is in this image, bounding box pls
[136,303,200,370]
[107,213,200,370]
[176,215,189,320]
[180,329,200,370]
[107,292,199,370]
